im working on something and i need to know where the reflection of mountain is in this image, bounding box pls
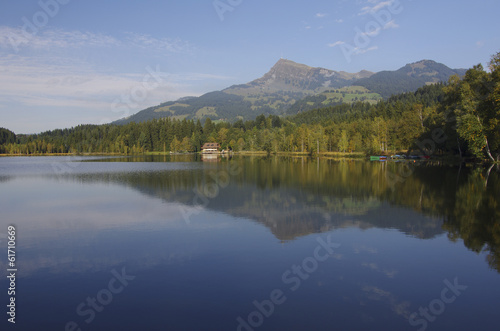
[69,158,500,272]
[70,158,451,240]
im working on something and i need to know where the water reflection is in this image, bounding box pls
[0,156,499,330]
[13,156,497,272]
[141,158,499,272]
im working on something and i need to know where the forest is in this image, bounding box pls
[1,52,499,162]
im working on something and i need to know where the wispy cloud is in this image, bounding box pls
[328,41,345,47]
[0,25,205,111]
[0,56,231,105]
[359,0,395,16]
[0,26,193,54]
[316,12,328,18]
[125,32,193,54]
[358,19,399,38]
[0,26,121,51]
[0,23,237,132]
[355,46,379,55]
[363,26,382,37]
[328,42,379,55]
[383,19,399,29]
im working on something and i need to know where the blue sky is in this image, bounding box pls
[0,0,499,133]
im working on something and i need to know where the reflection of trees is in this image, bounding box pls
[68,157,446,239]
[442,165,500,271]
[68,157,500,271]
[0,176,13,183]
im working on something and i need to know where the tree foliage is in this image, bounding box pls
[441,52,500,161]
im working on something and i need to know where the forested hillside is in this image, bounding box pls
[0,128,16,145]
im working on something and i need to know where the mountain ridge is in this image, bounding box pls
[225,58,374,93]
[355,59,466,98]
[113,58,465,125]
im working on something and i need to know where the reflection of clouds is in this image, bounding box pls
[0,241,199,279]
[0,176,233,278]
[353,245,378,254]
[361,262,398,278]
[0,175,243,278]
[6,198,185,237]
[361,285,411,319]
[363,285,392,299]
[330,253,344,260]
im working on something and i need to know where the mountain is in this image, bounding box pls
[225,58,373,94]
[355,60,466,98]
[113,59,464,125]
[114,59,374,125]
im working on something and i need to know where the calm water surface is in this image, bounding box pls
[0,155,499,331]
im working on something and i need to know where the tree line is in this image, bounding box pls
[1,52,499,161]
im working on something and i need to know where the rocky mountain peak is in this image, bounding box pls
[248,59,373,92]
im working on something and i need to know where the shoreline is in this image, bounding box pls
[0,151,490,163]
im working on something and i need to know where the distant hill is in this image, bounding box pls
[0,128,16,144]
[354,60,466,98]
[114,59,464,125]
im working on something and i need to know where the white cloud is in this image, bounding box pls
[328,41,345,47]
[383,19,399,29]
[316,13,328,18]
[356,46,379,55]
[358,18,399,38]
[362,26,382,37]
[335,19,344,23]
[359,0,395,15]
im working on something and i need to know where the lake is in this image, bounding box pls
[0,155,499,331]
